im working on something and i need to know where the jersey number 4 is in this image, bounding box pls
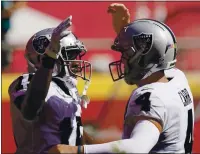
[124,92,151,120]
[135,92,151,112]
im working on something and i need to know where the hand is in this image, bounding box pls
[45,15,72,59]
[48,144,80,154]
[81,95,90,109]
[81,80,91,109]
[107,3,131,34]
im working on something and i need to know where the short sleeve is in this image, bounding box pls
[9,73,34,102]
[125,88,166,127]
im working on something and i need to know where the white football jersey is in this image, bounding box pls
[9,74,84,153]
[123,68,194,153]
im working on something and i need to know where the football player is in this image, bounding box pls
[8,16,92,154]
[48,3,194,154]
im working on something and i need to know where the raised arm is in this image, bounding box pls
[21,16,72,120]
[107,3,131,34]
[21,61,54,120]
[83,129,120,145]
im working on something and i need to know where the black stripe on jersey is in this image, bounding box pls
[15,76,24,91]
[28,74,34,82]
[59,116,83,145]
[76,116,83,146]
[59,117,73,145]
[15,74,34,91]
[52,78,70,96]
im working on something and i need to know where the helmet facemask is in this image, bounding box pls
[109,60,125,81]
[58,43,92,82]
[109,43,157,85]
[109,44,143,84]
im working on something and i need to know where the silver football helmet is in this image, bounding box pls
[25,28,92,82]
[109,19,177,85]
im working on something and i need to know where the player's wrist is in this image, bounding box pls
[45,44,59,59]
[41,55,56,69]
[77,145,84,154]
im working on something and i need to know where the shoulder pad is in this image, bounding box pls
[126,85,163,114]
[133,85,155,101]
[125,86,166,126]
[9,73,34,98]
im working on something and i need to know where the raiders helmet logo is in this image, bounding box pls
[32,36,50,55]
[132,33,153,55]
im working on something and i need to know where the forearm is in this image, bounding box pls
[84,139,143,154]
[21,15,72,120]
[84,136,118,145]
[83,130,120,145]
[22,56,55,120]
[84,120,160,153]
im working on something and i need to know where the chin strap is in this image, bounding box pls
[58,76,91,109]
[81,80,91,109]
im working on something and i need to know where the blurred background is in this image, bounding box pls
[2,1,200,153]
